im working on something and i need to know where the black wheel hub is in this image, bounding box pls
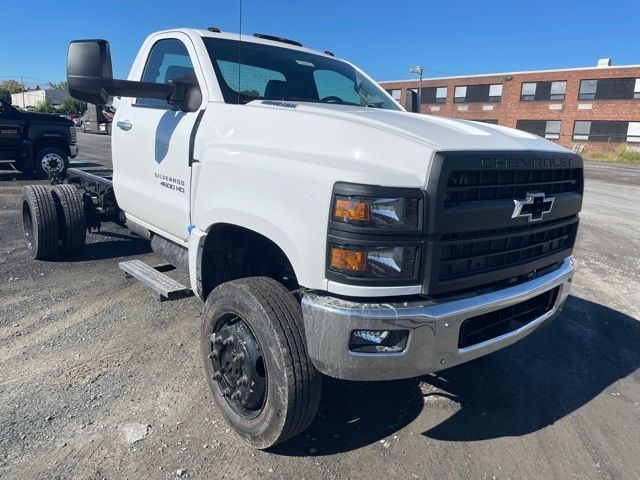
[208,315,266,416]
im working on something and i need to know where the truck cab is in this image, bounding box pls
[23,28,582,449]
[0,99,78,176]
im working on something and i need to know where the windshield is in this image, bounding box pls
[203,38,400,110]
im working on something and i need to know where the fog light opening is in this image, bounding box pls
[349,330,408,354]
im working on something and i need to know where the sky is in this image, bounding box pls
[1,0,639,88]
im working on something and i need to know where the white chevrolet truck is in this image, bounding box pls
[20,28,583,449]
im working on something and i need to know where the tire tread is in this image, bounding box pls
[51,184,86,257]
[22,185,59,259]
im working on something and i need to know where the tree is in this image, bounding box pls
[34,99,55,113]
[59,98,86,115]
[0,79,23,94]
[48,80,68,90]
[0,89,10,104]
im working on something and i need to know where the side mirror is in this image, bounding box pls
[66,39,201,112]
[67,40,114,105]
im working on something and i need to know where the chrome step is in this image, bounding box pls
[119,259,193,301]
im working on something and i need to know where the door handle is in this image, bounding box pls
[116,120,132,131]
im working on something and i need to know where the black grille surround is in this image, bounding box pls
[422,151,583,296]
[458,287,559,349]
[445,167,583,204]
[439,216,578,282]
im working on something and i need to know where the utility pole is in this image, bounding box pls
[409,66,423,113]
[21,76,25,109]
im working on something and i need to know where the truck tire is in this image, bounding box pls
[35,147,68,178]
[201,277,322,449]
[51,184,86,257]
[21,185,60,260]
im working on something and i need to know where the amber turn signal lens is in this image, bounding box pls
[330,247,367,272]
[334,197,370,222]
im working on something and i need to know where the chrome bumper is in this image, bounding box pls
[301,258,574,381]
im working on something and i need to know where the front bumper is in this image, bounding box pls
[301,257,574,381]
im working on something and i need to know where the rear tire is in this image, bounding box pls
[21,185,59,260]
[201,277,322,449]
[51,184,86,257]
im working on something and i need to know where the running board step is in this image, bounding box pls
[119,259,193,301]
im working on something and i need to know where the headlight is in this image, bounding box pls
[331,183,423,233]
[329,244,418,278]
[333,196,420,230]
[327,183,424,284]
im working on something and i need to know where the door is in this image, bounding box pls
[112,35,205,242]
[0,101,23,160]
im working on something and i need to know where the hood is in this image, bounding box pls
[20,111,73,125]
[254,101,568,153]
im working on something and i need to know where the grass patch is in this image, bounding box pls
[581,145,640,165]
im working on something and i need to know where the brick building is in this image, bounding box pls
[379,59,640,148]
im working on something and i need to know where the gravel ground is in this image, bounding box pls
[0,133,639,480]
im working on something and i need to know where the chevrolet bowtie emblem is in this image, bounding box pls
[512,192,555,222]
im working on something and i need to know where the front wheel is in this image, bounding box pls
[201,277,322,449]
[35,147,68,178]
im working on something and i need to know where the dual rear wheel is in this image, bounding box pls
[21,184,86,260]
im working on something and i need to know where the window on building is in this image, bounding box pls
[520,81,567,101]
[516,120,562,140]
[521,82,537,101]
[579,78,640,100]
[628,122,640,142]
[489,84,502,101]
[578,80,597,100]
[472,119,499,124]
[573,121,591,140]
[550,81,567,100]
[420,86,447,104]
[386,89,402,101]
[573,120,640,142]
[454,84,502,103]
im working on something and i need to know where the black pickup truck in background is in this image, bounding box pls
[0,99,78,177]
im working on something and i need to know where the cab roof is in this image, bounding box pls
[156,27,338,60]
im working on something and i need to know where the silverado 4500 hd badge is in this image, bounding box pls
[155,172,185,193]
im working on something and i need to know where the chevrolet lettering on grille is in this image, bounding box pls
[512,192,555,222]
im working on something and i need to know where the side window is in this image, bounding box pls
[137,39,196,108]
[313,70,361,104]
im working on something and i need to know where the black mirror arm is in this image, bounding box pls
[104,79,185,103]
